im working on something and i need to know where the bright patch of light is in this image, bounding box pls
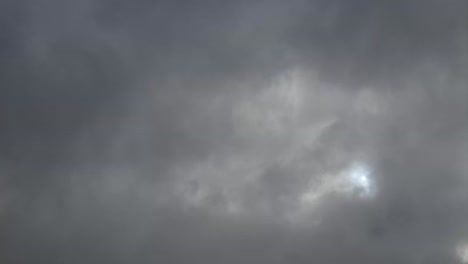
[456,242,468,263]
[348,162,375,198]
[299,162,376,212]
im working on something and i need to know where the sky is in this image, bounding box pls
[0,0,467,263]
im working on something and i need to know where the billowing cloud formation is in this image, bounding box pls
[0,0,467,263]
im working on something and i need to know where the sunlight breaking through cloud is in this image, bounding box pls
[347,161,376,198]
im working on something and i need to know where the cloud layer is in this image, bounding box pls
[0,0,467,263]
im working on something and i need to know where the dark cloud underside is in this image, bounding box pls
[0,0,467,263]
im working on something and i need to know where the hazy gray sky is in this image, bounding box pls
[0,0,467,263]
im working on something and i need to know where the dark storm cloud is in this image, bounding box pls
[0,0,467,263]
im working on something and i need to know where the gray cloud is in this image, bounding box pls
[0,0,467,263]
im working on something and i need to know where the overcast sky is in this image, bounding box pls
[0,0,467,263]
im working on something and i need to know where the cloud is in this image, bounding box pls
[0,0,466,263]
